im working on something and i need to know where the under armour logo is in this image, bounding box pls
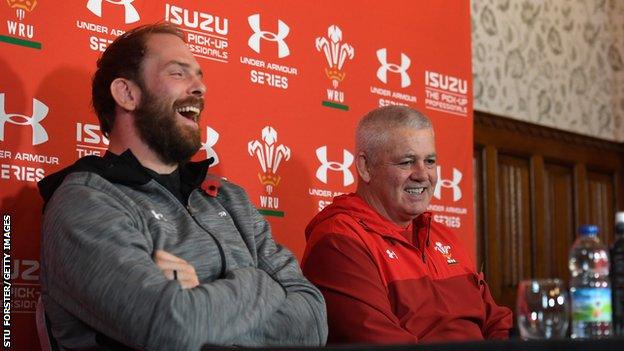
[218,211,227,217]
[200,126,219,166]
[386,249,398,259]
[376,48,411,88]
[247,13,290,58]
[87,0,140,24]
[150,210,166,221]
[434,166,462,201]
[315,146,354,186]
[0,93,49,145]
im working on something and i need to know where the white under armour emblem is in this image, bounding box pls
[218,211,227,217]
[247,13,290,58]
[315,146,354,186]
[376,48,411,88]
[0,93,50,145]
[386,249,398,259]
[151,210,166,221]
[87,0,140,24]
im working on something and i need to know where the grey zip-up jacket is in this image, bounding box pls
[38,151,327,350]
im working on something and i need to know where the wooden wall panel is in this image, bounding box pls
[474,111,624,311]
[587,170,616,242]
[542,162,575,281]
[497,155,532,308]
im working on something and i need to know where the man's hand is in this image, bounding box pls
[154,250,199,289]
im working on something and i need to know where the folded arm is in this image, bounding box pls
[42,183,286,350]
[232,207,328,346]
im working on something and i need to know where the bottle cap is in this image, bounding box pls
[578,224,599,236]
[616,212,624,236]
[616,212,624,224]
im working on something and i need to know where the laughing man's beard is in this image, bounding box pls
[134,90,202,165]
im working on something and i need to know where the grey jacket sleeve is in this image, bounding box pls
[41,181,286,351]
[234,208,328,346]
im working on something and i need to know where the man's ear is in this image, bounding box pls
[356,152,372,183]
[110,78,140,111]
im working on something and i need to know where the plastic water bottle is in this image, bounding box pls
[569,224,613,338]
[611,212,624,336]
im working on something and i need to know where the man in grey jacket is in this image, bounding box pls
[37,23,327,350]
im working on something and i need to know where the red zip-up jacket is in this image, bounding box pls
[302,193,512,344]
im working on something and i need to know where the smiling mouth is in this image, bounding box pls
[405,187,426,195]
[175,105,201,122]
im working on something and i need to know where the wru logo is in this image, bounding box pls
[248,126,291,194]
[376,48,411,88]
[247,14,290,58]
[7,0,37,20]
[0,93,49,145]
[434,166,462,202]
[315,25,354,88]
[87,0,140,24]
[315,146,354,187]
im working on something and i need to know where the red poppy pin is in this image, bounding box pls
[201,175,221,197]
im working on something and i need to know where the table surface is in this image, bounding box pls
[202,337,624,351]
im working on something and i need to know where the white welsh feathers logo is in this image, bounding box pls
[434,241,458,265]
[248,126,291,194]
[315,25,354,88]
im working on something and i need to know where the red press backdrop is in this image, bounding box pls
[0,1,472,349]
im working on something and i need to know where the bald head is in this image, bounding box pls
[356,106,432,164]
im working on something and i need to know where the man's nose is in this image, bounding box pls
[189,75,206,97]
[410,162,429,180]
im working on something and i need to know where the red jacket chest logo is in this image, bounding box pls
[434,241,458,265]
[385,249,398,259]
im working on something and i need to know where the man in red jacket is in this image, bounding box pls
[302,106,512,344]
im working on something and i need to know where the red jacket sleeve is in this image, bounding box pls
[476,272,513,339]
[302,228,418,344]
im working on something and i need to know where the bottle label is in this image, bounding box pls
[571,287,613,322]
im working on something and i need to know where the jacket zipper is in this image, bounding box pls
[424,216,439,275]
[186,199,228,279]
[148,178,228,279]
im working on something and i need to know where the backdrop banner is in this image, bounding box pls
[0,1,472,349]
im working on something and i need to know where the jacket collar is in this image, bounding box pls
[307,193,433,250]
[38,149,214,205]
[106,150,214,189]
